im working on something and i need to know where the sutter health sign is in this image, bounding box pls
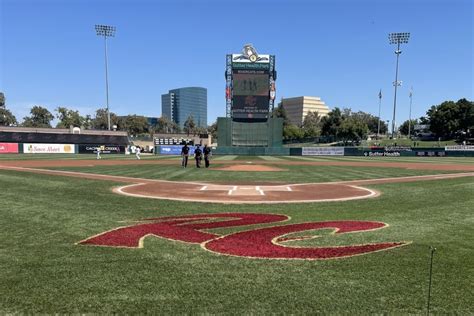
[23,143,75,154]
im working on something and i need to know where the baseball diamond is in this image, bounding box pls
[2,2,473,313]
[1,154,473,314]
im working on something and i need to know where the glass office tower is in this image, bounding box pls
[161,87,207,129]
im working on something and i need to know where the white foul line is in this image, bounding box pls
[228,185,238,195]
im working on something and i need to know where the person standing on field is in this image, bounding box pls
[96,146,102,160]
[181,143,190,168]
[194,144,202,168]
[203,144,211,168]
[135,146,141,160]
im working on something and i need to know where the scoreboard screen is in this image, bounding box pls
[232,73,270,119]
[233,74,269,96]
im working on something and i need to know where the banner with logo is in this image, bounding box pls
[0,143,19,154]
[445,145,474,151]
[23,143,75,154]
[302,147,344,156]
[159,145,196,155]
[78,145,125,154]
[363,151,401,157]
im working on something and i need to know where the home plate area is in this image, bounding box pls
[201,185,292,196]
[116,181,378,204]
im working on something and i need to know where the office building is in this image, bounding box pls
[161,87,207,128]
[279,96,330,126]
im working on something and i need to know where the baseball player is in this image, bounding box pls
[181,143,190,168]
[135,146,141,160]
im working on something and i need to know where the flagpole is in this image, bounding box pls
[408,87,413,138]
[377,89,382,140]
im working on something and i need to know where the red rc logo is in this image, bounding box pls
[78,213,408,260]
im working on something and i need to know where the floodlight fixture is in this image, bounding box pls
[389,32,410,44]
[388,32,410,139]
[95,25,116,37]
[95,24,116,130]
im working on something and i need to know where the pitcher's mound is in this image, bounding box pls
[213,164,286,172]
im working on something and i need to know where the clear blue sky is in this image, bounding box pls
[1,0,472,126]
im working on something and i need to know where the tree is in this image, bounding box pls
[398,119,418,136]
[83,115,93,129]
[272,103,291,127]
[22,106,54,128]
[117,115,149,136]
[426,101,458,138]
[0,108,17,126]
[351,111,387,135]
[155,116,174,133]
[0,92,5,108]
[338,117,368,144]
[283,124,304,140]
[302,111,321,137]
[91,108,119,130]
[55,107,85,128]
[195,126,207,136]
[456,98,474,136]
[425,99,474,139]
[321,107,343,138]
[208,121,218,141]
[183,115,196,136]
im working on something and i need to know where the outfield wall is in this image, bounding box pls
[0,142,127,154]
[3,141,473,157]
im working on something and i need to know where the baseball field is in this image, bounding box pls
[1,154,473,313]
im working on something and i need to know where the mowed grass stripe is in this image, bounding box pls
[213,155,238,160]
[257,156,286,161]
[46,163,466,184]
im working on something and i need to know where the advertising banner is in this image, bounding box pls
[0,143,19,154]
[23,143,75,154]
[445,145,474,151]
[232,54,270,64]
[159,145,196,155]
[78,145,125,154]
[363,151,401,157]
[302,147,344,156]
[415,151,446,157]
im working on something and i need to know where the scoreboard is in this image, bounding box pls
[226,45,276,120]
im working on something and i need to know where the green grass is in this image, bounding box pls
[46,163,468,183]
[280,155,474,164]
[1,168,473,313]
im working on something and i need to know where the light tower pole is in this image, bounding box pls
[408,87,413,138]
[389,32,410,139]
[95,24,116,131]
[377,89,382,140]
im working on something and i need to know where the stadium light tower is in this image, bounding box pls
[389,32,410,139]
[408,87,413,138]
[95,24,116,131]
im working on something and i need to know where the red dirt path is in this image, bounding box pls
[212,164,286,171]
